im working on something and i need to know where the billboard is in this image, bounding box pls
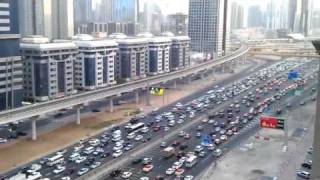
[149,87,164,96]
[260,116,285,130]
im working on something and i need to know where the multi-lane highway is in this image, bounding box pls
[2,58,317,180]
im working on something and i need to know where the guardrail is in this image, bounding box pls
[0,46,249,125]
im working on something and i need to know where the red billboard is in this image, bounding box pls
[260,116,278,129]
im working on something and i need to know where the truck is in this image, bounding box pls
[162,146,175,158]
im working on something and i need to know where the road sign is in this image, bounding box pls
[260,116,285,130]
[288,71,299,80]
[149,87,164,96]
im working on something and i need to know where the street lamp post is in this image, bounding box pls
[311,40,320,180]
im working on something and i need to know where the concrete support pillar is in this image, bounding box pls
[221,64,226,73]
[188,76,192,84]
[31,118,37,141]
[146,85,151,106]
[201,72,205,79]
[173,79,177,89]
[135,90,139,104]
[109,98,114,113]
[76,107,81,125]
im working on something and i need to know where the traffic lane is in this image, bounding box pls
[109,63,316,179]
[1,59,290,178]
[77,60,304,179]
[0,60,262,142]
[31,60,302,179]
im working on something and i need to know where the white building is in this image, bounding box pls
[72,34,118,90]
[20,36,78,102]
[112,33,149,82]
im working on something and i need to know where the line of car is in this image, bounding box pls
[2,60,308,180]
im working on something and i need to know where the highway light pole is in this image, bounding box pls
[311,40,320,180]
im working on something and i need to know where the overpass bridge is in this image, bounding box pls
[249,51,319,58]
[0,46,249,140]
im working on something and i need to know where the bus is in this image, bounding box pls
[46,154,64,166]
[185,155,198,168]
[126,122,145,133]
[9,172,42,180]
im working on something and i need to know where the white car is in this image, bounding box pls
[29,164,42,172]
[77,168,89,176]
[113,145,123,151]
[53,166,66,174]
[184,175,194,180]
[0,138,8,143]
[126,133,136,139]
[121,171,132,179]
[172,161,183,169]
[134,135,143,141]
[90,161,101,169]
[61,176,71,180]
[140,177,149,180]
[166,167,175,175]
[75,156,87,164]
[112,150,123,158]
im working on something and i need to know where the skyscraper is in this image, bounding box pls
[247,6,264,28]
[18,0,53,38]
[188,0,226,57]
[230,2,244,29]
[52,0,74,39]
[113,0,138,23]
[18,0,74,39]
[0,0,24,110]
[288,0,312,35]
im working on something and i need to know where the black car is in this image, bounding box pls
[131,158,143,165]
[302,162,312,169]
[109,169,122,177]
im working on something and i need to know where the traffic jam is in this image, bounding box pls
[3,59,316,180]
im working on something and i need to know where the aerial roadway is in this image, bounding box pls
[2,56,318,180]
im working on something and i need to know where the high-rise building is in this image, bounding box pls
[74,0,93,32]
[141,1,163,33]
[247,6,264,28]
[230,2,244,29]
[18,0,53,38]
[163,13,188,35]
[20,36,78,102]
[188,0,226,57]
[0,0,24,110]
[72,34,118,90]
[18,0,74,39]
[52,0,74,39]
[288,0,312,35]
[113,0,138,23]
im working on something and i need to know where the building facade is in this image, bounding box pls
[163,13,188,35]
[18,0,74,39]
[169,36,191,71]
[73,34,118,90]
[188,0,225,57]
[0,0,23,111]
[20,36,78,102]
[52,0,74,39]
[147,37,172,75]
[115,38,149,82]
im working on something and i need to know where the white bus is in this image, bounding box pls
[46,154,64,166]
[9,171,42,180]
[127,122,145,133]
[185,155,198,168]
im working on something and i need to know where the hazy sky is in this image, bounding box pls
[141,0,320,15]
